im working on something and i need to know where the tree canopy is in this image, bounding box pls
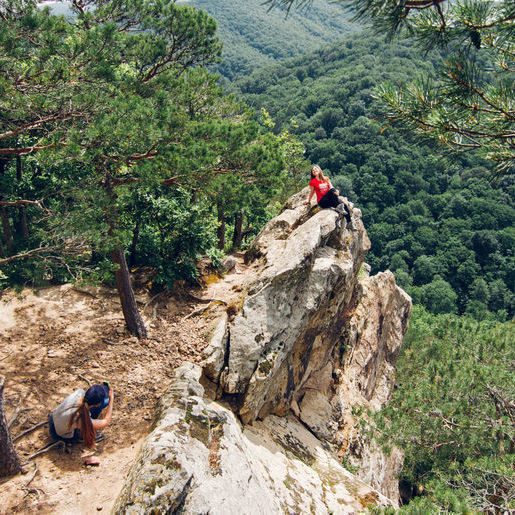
[266,0,515,179]
[370,307,515,513]
[232,31,514,320]
[0,0,300,336]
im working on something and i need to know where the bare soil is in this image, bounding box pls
[0,255,254,514]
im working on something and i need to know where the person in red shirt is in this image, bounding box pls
[305,165,348,215]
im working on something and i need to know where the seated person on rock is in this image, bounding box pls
[304,165,349,218]
[49,383,114,456]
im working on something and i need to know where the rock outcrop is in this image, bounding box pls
[115,189,412,512]
[115,363,394,514]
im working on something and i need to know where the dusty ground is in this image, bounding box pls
[0,255,255,514]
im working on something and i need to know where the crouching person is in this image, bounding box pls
[49,383,114,457]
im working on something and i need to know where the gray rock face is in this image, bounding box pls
[114,364,395,514]
[115,189,412,511]
[223,190,370,426]
[296,271,412,499]
[201,312,229,383]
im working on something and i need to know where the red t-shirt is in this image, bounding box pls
[309,178,330,202]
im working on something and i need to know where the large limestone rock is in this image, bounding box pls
[215,189,411,499]
[222,190,370,425]
[115,189,412,511]
[296,271,411,499]
[114,364,396,514]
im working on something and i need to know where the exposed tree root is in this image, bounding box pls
[182,300,227,321]
[22,440,64,464]
[13,420,48,442]
[78,374,92,387]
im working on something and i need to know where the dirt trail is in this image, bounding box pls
[0,255,254,513]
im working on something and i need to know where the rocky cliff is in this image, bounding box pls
[114,189,412,513]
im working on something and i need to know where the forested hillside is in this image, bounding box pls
[188,0,360,80]
[232,31,514,320]
[374,307,514,513]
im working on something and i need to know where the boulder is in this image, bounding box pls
[114,364,397,514]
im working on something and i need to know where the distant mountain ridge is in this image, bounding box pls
[188,0,361,80]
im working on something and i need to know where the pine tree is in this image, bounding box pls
[1,0,223,337]
[368,307,515,512]
[0,0,295,336]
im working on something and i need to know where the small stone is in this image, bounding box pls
[97,507,103,511]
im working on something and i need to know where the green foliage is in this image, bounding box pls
[122,189,220,286]
[189,0,360,81]
[266,0,515,178]
[369,306,515,512]
[232,31,514,318]
[0,0,297,292]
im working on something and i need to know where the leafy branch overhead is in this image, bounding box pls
[0,0,299,338]
[265,0,515,177]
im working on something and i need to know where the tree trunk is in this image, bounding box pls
[90,246,101,265]
[0,376,22,477]
[16,156,29,239]
[104,174,147,339]
[217,205,225,250]
[111,246,147,339]
[232,211,244,251]
[0,207,13,255]
[128,220,140,267]
[0,160,13,254]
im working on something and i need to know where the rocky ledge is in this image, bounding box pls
[115,189,412,513]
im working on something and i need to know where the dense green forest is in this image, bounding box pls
[231,31,514,321]
[188,0,360,81]
[373,308,514,513]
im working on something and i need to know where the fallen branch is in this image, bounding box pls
[8,400,30,430]
[22,440,64,464]
[23,487,45,498]
[24,462,38,488]
[182,300,227,321]
[13,420,48,442]
[183,302,213,321]
[78,374,92,387]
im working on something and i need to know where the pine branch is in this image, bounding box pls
[0,247,56,266]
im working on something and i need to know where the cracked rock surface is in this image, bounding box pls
[115,190,412,511]
[114,364,394,514]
